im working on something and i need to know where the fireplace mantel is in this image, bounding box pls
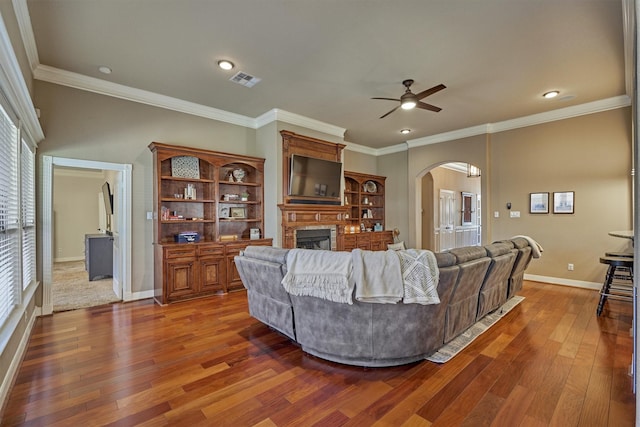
[279,204,347,249]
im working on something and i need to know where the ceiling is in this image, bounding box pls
[21,0,630,150]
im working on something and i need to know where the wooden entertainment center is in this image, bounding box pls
[149,142,272,304]
[279,130,393,251]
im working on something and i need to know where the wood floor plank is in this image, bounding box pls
[0,281,634,427]
[490,384,535,427]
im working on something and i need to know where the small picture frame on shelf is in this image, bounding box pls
[230,207,246,218]
[219,207,229,218]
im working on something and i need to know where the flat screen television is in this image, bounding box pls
[102,182,114,215]
[288,154,342,202]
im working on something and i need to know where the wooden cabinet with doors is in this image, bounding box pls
[149,142,272,304]
[341,231,393,251]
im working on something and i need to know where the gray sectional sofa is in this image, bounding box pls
[234,237,534,367]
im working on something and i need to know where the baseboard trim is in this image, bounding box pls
[124,289,155,302]
[53,256,84,263]
[524,274,601,291]
[0,308,37,417]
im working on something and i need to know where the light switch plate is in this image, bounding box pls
[510,211,520,218]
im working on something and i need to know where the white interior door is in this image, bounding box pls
[439,189,456,251]
[111,172,122,299]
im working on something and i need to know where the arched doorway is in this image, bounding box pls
[419,162,482,251]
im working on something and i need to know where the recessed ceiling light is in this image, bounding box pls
[400,129,411,134]
[543,90,560,99]
[218,60,234,71]
[98,66,112,75]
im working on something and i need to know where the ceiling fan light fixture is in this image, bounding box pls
[543,90,560,99]
[400,92,418,110]
[401,100,416,110]
[217,60,235,71]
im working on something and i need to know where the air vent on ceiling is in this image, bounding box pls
[229,71,261,88]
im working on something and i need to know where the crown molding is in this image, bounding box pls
[375,142,409,156]
[34,64,256,128]
[407,124,490,148]
[12,0,39,72]
[0,7,43,143]
[30,64,632,155]
[489,95,631,133]
[33,65,347,137]
[407,95,631,149]
[440,162,468,174]
[255,108,345,138]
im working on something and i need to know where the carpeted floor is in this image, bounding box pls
[426,295,525,363]
[52,260,121,312]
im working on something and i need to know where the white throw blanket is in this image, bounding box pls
[397,249,440,305]
[512,235,544,258]
[281,249,355,304]
[352,249,403,303]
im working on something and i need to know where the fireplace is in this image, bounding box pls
[294,225,337,250]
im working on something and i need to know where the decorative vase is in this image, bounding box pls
[232,168,246,182]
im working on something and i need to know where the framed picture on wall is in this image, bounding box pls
[529,192,549,214]
[553,191,574,214]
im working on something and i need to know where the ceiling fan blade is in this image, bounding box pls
[415,84,446,100]
[379,105,400,119]
[371,97,401,102]
[416,101,442,112]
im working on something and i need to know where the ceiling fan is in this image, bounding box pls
[372,79,446,119]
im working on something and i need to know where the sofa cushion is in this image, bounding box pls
[510,237,530,249]
[448,246,487,263]
[435,251,456,268]
[243,245,289,264]
[484,242,513,257]
[476,250,517,319]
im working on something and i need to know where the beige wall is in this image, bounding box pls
[35,81,258,294]
[490,109,632,284]
[343,150,377,175]
[398,107,632,285]
[378,150,409,236]
[52,168,106,261]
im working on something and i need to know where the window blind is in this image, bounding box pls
[21,139,35,290]
[0,103,19,325]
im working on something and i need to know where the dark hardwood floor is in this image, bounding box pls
[0,281,635,426]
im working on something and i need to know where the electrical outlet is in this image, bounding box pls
[568,263,574,271]
[494,211,499,218]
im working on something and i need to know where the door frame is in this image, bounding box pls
[416,162,483,250]
[41,156,132,315]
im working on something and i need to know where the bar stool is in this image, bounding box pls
[605,251,634,258]
[597,256,634,316]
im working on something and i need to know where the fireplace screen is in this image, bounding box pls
[295,228,332,250]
